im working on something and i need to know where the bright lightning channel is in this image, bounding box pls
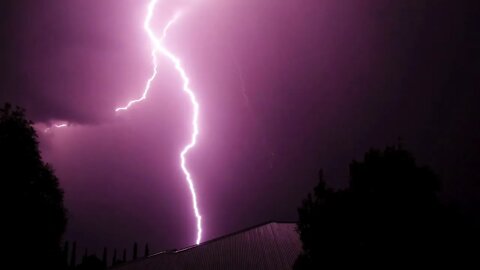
[44,123,68,133]
[115,0,203,245]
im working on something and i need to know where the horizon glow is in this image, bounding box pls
[115,0,203,245]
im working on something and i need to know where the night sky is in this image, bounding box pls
[1,0,479,255]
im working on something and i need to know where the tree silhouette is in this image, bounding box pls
[133,242,138,260]
[1,103,67,269]
[70,241,77,268]
[102,247,107,268]
[295,145,476,268]
[112,249,117,267]
[144,243,150,258]
[77,255,105,270]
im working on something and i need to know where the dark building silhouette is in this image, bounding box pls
[111,222,301,270]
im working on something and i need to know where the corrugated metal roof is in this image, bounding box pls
[113,222,302,270]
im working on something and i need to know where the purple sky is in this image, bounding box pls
[1,0,479,255]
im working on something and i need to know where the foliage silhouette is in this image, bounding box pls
[112,249,118,266]
[1,103,67,269]
[133,242,138,260]
[144,243,150,258]
[77,255,105,270]
[102,247,107,267]
[295,145,477,268]
[70,241,77,268]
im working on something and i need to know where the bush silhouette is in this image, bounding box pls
[77,255,105,270]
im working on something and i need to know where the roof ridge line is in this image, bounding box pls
[152,220,296,255]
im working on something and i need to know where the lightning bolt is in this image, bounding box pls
[44,123,68,133]
[115,0,203,245]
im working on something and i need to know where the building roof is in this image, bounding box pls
[113,222,302,270]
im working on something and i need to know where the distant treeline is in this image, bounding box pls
[62,241,150,269]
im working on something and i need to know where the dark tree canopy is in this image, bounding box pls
[77,255,105,270]
[295,146,477,268]
[1,103,67,269]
